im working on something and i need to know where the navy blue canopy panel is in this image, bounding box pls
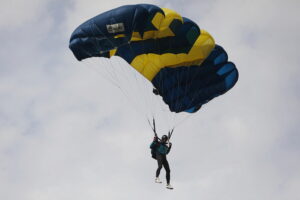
[114,16,201,66]
[152,45,239,113]
[69,4,163,61]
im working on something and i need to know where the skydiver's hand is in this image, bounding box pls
[168,142,172,146]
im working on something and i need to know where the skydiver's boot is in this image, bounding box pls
[155,177,162,183]
[166,184,173,190]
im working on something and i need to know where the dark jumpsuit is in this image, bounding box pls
[150,140,172,184]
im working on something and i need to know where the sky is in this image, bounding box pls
[0,0,299,199]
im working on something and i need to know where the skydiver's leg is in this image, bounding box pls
[156,154,163,178]
[162,158,171,184]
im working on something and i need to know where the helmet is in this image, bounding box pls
[161,135,168,142]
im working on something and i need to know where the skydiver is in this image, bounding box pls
[149,119,174,190]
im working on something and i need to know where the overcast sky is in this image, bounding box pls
[0,0,299,199]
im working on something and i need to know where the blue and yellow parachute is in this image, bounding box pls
[69,4,238,113]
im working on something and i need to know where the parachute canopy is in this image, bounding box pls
[69,4,238,113]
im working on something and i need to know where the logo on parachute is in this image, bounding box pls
[106,23,125,33]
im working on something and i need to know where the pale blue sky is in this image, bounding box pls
[0,0,299,199]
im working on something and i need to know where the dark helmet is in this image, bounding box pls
[161,135,168,142]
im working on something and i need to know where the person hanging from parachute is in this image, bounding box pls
[149,118,174,189]
[69,3,239,189]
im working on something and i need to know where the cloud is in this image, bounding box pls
[0,0,46,29]
[0,0,299,199]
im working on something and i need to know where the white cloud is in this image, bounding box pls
[0,0,49,29]
[0,0,299,199]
